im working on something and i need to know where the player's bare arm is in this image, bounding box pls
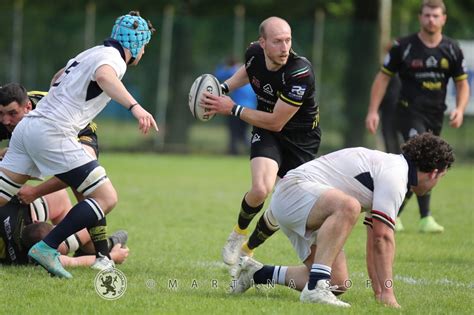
[449,79,470,128]
[17,177,68,205]
[59,244,129,267]
[366,225,382,298]
[370,218,400,308]
[202,93,298,132]
[366,72,391,134]
[224,65,250,92]
[95,64,158,134]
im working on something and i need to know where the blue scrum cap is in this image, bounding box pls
[111,11,153,58]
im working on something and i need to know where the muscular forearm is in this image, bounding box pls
[455,80,470,112]
[368,72,391,114]
[372,233,395,295]
[224,66,249,92]
[96,65,137,109]
[366,227,382,296]
[35,177,68,197]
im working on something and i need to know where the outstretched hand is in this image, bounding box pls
[130,104,159,134]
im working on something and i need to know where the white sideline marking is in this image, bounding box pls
[395,275,474,289]
[351,271,473,289]
[195,261,227,269]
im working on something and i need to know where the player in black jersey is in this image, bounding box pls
[202,17,321,266]
[0,83,113,267]
[365,0,469,233]
[0,195,129,266]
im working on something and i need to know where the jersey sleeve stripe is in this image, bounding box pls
[381,67,395,76]
[291,67,309,77]
[280,94,303,106]
[454,74,468,81]
[363,217,373,228]
[371,210,395,230]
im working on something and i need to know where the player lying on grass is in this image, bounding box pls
[0,83,122,271]
[0,191,129,267]
[0,11,157,279]
[230,133,454,308]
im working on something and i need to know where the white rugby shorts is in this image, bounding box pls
[1,116,95,177]
[270,176,332,261]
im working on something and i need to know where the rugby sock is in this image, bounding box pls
[308,264,331,290]
[43,198,105,249]
[417,192,431,218]
[272,266,288,285]
[247,212,279,250]
[88,218,111,259]
[396,190,414,216]
[252,265,274,285]
[237,196,264,230]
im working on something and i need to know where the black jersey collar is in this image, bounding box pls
[103,38,126,62]
[402,154,418,189]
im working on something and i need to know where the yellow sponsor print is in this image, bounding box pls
[422,81,442,90]
[440,58,449,69]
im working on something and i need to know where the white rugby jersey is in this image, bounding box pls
[285,147,418,230]
[28,43,127,134]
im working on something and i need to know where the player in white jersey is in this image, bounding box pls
[230,133,454,308]
[0,11,158,278]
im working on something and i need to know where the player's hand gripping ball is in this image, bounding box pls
[188,74,221,122]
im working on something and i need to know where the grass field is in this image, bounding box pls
[1,154,473,314]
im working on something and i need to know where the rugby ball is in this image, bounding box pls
[188,74,221,121]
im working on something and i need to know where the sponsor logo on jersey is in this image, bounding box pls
[426,56,438,68]
[251,76,260,89]
[422,81,442,90]
[263,84,274,96]
[440,58,449,69]
[288,85,307,101]
[251,133,261,143]
[410,59,424,69]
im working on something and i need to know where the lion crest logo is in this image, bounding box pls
[94,268,127,300]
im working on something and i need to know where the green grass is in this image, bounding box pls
[94,115,474,160]
[1,154,473,314]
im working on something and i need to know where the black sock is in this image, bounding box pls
[237,196,264,230]
[88,217,110,259]
[397,190,414,217]
[252,265,274,285]
[417,192,431,218]
[247,213,279,249]
[43,198,104,249]
[308,264,331,290]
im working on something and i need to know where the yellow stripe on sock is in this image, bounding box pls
[241,242,254,256]
[234,225,248,235]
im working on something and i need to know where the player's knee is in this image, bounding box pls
[337,197,360,222]
[0,171,22,204]
[92,185,118,214]
[250,184,272,202]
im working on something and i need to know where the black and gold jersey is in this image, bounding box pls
[382,34,467,116]
[245,42,319,132]
[0,199,32,265]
